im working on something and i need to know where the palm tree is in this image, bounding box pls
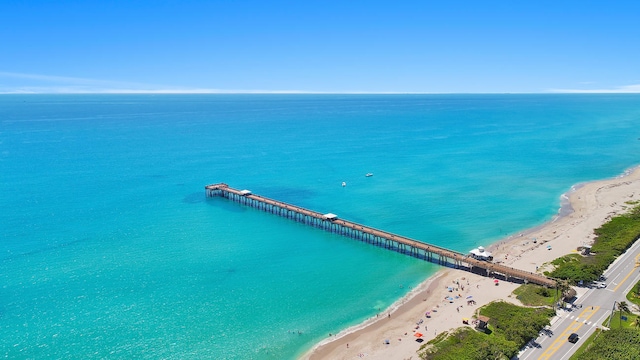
[555,279,571,310]
[617,301,631,327]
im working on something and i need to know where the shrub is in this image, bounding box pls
[577,328,640,360]
[418,301,554,360]
[549,204,640,284]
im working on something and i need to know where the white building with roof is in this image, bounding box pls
[469,246,493,261]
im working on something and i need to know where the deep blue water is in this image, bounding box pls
[1,94,640,359]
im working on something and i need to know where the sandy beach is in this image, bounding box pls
[302,166,640,360]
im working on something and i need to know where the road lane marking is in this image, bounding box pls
[537,306,600,360]
[613,252,640,292]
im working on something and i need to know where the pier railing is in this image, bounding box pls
[205,183,556,288]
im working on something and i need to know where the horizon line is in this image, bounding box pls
[2,89,640,95]
[2,71,639,95]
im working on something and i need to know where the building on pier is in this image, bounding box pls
[469,246,493,261]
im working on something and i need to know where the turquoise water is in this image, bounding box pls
[2,94,640,359]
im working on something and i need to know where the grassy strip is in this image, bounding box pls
[417,301,554,360]
[627,279,640,307]
[568,328,640,360]
[512,284,557,307]
[546,204,640,284]
[602,312,640,330]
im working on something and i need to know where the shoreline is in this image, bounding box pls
[301,165,640,360]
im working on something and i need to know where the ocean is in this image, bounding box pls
[1,94,640,359]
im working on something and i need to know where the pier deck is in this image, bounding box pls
[205,183,556,288]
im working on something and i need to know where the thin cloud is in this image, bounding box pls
[0,71,343,94]
[549,83,640,93]
[0,86,350,94]
[0,71,150,88]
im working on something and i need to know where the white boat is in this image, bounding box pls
[342,181,346,187]
[365,173,373,177]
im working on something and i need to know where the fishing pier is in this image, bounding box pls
[205,183,556,288]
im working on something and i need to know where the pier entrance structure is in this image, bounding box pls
[205,183,556,288]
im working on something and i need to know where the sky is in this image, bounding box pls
[1,0,639,94]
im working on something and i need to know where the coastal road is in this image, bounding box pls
[517,239,640,360]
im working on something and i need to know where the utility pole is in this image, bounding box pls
[606,301,617,329]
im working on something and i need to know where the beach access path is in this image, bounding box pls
[303,166,640,360]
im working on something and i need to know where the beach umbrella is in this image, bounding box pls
[494,279,499,283]
[414,332,423,337]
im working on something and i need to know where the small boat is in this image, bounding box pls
[365,173,373,177]
[342,182,346,187]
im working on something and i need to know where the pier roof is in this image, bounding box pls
[322,213,338,220]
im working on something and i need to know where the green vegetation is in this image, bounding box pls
[573,284,640,359]
[569,328,640,360]
[480,301,555,345]
[512,284,556,307]
[569,328,600,360]
[417,301,554,360]
[417,327,518,360]
[547,204,640,284]
[604,310,640,330]
[627,279,640,307]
